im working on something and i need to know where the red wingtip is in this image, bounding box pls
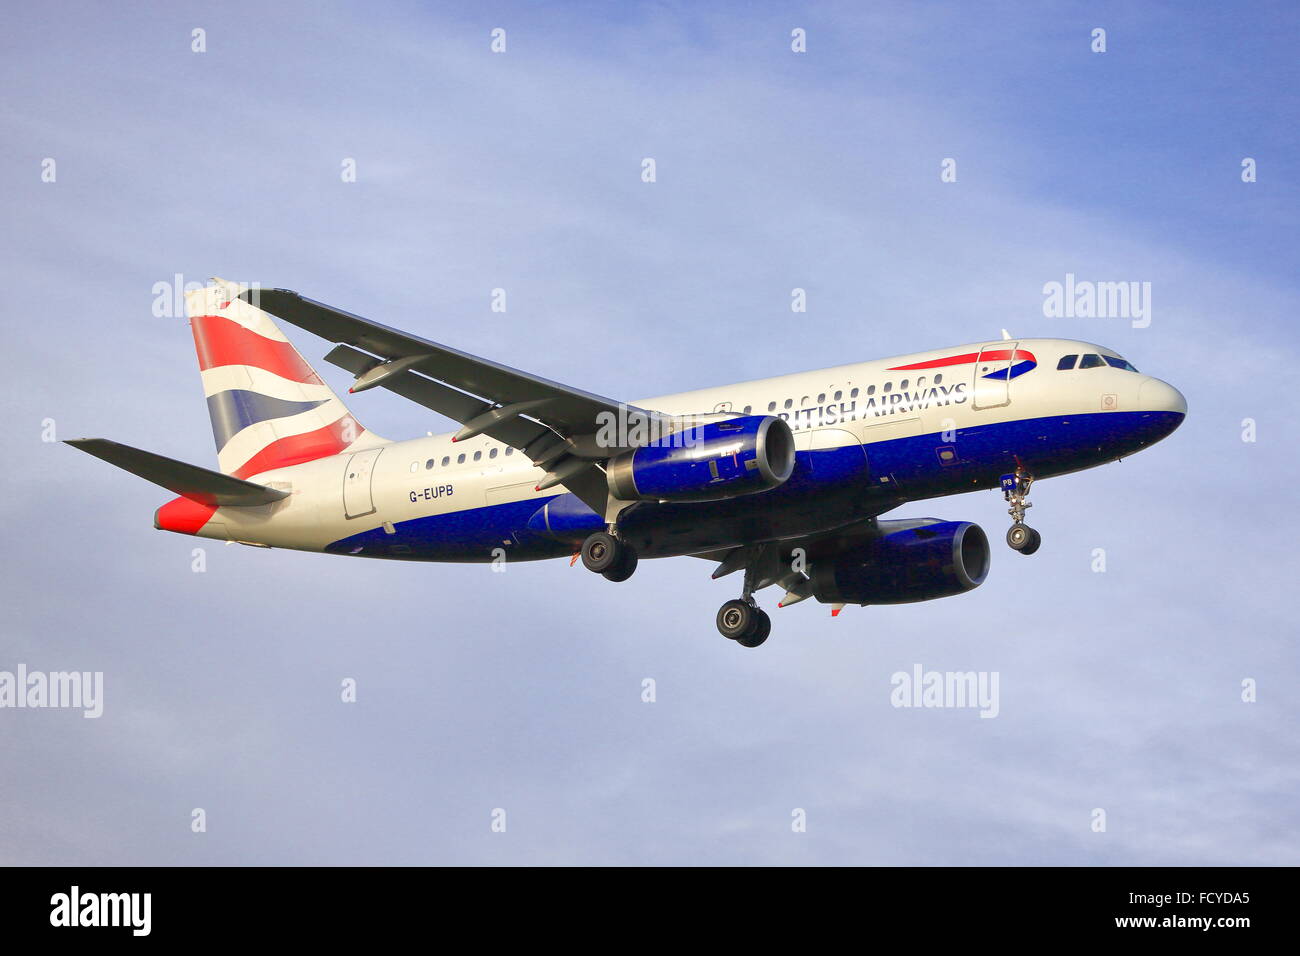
[451,437,458,443]
[830,608,841,617]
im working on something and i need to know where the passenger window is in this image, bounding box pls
[409,461,418,473]
[767,401,776,412]
[834,390,842,401]
[473,451,482,461]
[489,448,498,459]
[1057,354,1078,370]
[934,374,943,384]
[504,448,513,456]
[441,456,450,466]
[743,405,752,415]
[784,398,793,409]
[817,393,826,404]
[850,387,859,399]
[900,379,909,390]
[867,385,875,396]
[1079,354,1104,369]
[425,459,434,469]
[883,382,892,393]
[457,454,465,464]
[917,376,926,388]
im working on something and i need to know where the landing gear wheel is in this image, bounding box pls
[1001,468,1040,555]
[1006,523,1041,554]
[716,599,757,640]
[581,531,622,574]
[601,546,638,582]
[737,609,771,648]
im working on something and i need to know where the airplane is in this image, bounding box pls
[67,278,1186,648]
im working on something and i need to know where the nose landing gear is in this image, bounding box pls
[1001,469,1041,555]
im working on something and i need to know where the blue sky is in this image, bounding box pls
[1,1,1297,864]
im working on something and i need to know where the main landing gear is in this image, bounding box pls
[1001,469,1041,555]
[715,558,771,647]
[581,530,638,582]
[716,599,771,647]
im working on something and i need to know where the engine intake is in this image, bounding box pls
[607,415,795,502]
[811,520,990,605]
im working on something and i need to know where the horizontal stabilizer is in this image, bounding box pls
[65,439,290,507]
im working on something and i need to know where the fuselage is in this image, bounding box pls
[180,337,1186,562]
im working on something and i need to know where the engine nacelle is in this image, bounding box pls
[607,415,795,503]
[811,520,990,605]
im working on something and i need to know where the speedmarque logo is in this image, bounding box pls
[50,886,151,936]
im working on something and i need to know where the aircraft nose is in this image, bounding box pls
[1138,377,1188,416]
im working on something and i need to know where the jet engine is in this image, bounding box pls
[606,415,795,503]
[811,520,990,605]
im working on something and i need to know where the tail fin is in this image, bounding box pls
[185,278,386,479]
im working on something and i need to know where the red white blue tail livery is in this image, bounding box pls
[188,280,385,478]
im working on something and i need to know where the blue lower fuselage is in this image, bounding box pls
[325,410,1184,562]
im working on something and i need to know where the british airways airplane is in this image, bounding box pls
[69,279,1186,647]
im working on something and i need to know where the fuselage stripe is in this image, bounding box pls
[887,348,1037,371]
[888,349,1038,380]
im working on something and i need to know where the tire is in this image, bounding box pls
[1019,527,1042,556]
[602,546,638,582]
[716,599,757,640]
[581,531,621,574]
[738,610,771,648]
[1006,523,1032,551]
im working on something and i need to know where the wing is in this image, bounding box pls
[244,288,670,516]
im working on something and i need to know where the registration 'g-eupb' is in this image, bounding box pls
[69,279,1186,649]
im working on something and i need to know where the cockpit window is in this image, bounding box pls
[1057,354,1078,370]
[1103,356,1139,372]
[1079,353,1105,369]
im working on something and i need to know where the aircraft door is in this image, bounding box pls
[343,448,384,518]
[972,342,1019,410]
